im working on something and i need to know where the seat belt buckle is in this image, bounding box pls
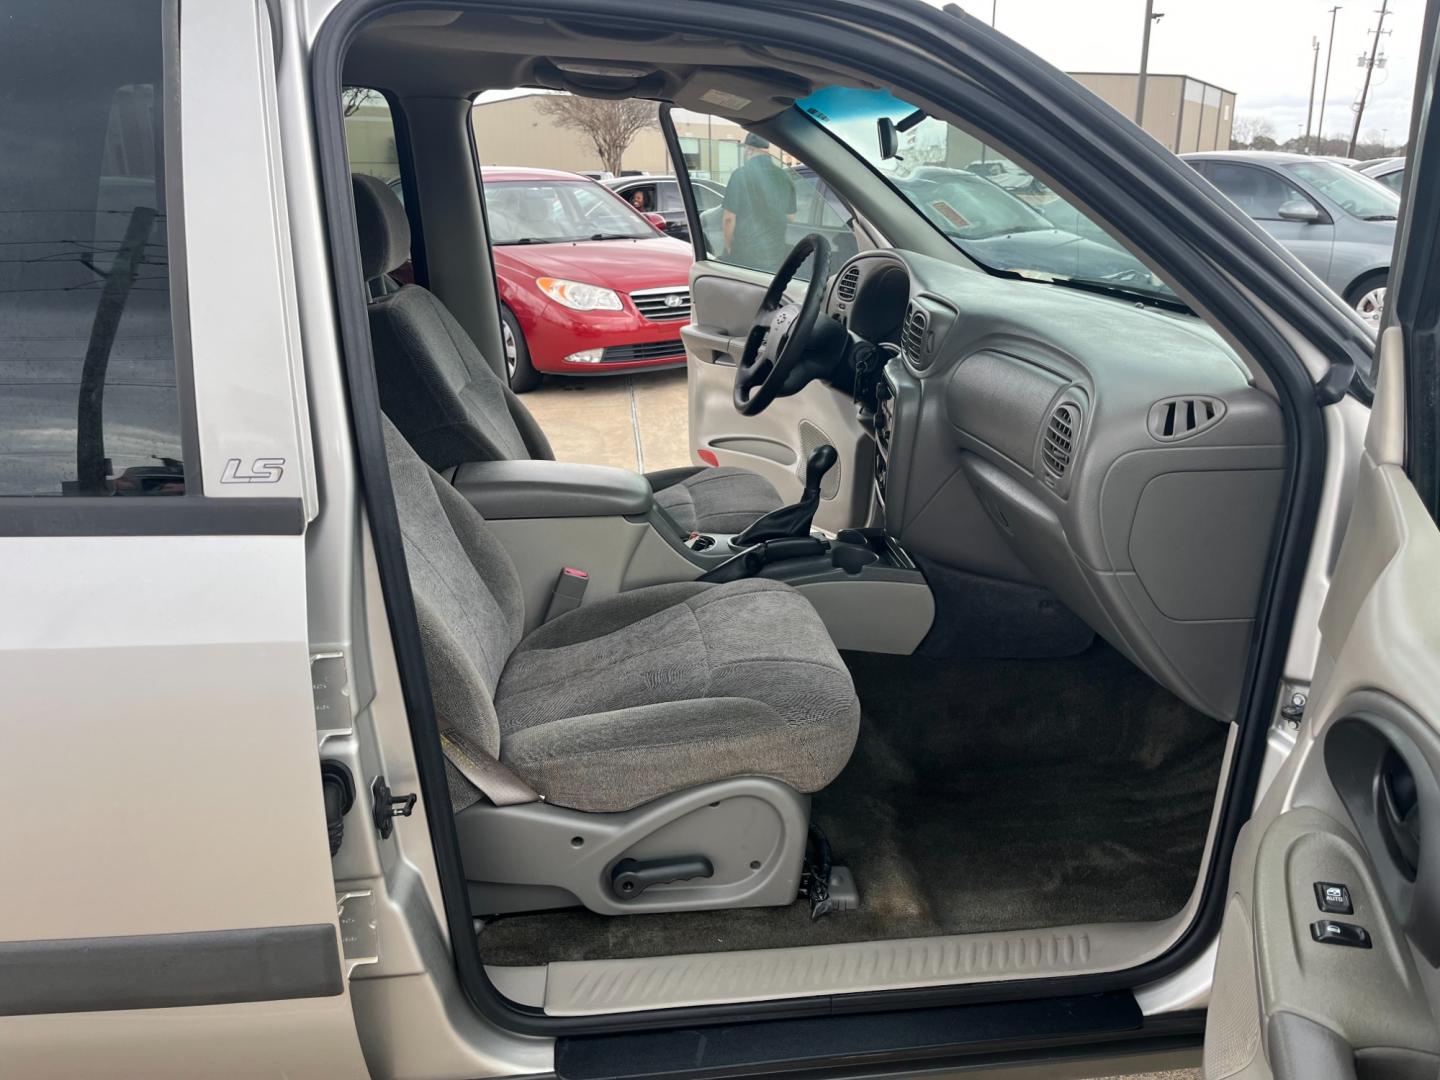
[544,566,589,622]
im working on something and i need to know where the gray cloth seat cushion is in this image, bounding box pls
[352,172,785,532]
[382,416,859,815]
[495,579,860,812]
[647,466,786,535]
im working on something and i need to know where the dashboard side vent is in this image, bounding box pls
[1149,396,1225,441]
[901,303,929,367]
[1041,402,1081,479]
[836,264,860,303]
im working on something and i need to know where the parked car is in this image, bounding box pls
[481,167,694,390]
[603,173,725,240]
[1183,150,1399,326]
[1355,155,1407,193]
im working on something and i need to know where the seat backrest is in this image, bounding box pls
[352,173,552,472]
[381,414,525,766]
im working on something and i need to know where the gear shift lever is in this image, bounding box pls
[733,444,837,547]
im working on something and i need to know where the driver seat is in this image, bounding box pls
[353,174,787,534]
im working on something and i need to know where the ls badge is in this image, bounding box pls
[221,457,286,484]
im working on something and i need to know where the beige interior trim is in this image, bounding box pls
[1366,325,1406,466]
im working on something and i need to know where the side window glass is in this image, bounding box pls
[623,184,657,213]
[343,89,400,185]
[343,90,412,281]
[0,0,185,497]
[1207,163,1311,221]
[656,182,683,213]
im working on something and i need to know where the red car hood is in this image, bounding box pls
[494,236,694,292]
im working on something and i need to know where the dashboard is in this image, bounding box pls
[829,249,1285,722]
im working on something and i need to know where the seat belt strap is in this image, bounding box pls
[543,566,589,622]
[440,729,539,806]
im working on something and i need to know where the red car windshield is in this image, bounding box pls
[485,179,656,244]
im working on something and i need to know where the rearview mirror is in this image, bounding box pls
[877,117,900,161]
[1277,198,1321,224]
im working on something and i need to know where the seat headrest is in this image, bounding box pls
[352,173,411,281]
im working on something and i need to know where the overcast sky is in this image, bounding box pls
[478,1,1423,146]
[947,0,1422,145]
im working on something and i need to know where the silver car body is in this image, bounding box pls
[1182,150,1397,323]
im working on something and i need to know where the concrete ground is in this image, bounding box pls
[523,368,1201,1080]
[521,367,692,473]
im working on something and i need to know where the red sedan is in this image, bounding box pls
[482,167,695,391]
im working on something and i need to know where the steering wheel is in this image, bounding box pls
[733,233,831,416]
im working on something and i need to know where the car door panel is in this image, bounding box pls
[684,263,874,532]
[1205,7,1440,1060]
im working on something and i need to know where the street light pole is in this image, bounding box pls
[1348,0,1390,156]
[1135,0,1162,127]
[1304,36,1320,147]
[1317,6,1342,150]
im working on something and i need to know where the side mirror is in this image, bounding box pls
[644,211,668,230]
[1277,198,1322,223]
[877,117,901,161]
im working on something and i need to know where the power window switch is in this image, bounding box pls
[1310,920,1371,948]
[1314,881,1353,914]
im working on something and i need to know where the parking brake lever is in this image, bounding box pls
[733,444,837,547]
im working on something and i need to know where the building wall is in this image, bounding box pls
[1069,72,1235,152]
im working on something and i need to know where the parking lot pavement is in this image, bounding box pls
[523,368,691,473]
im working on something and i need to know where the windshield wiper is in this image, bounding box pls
[1362,214,1398,221]
[1048,275,1190,313]
[585,232,640,241]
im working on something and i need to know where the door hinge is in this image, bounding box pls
[371,775,416,839]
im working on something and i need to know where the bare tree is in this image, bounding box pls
[536,95,659,175]
[343,87,378,116]
[1229,114,1275,150]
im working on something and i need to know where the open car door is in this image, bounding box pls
[662,108,875,533]
[1203,7,1440,1077]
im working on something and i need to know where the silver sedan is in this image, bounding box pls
[1183,150,1398,327]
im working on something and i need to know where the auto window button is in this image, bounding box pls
[1314,881,1354,914]
[1310,920,1371,948]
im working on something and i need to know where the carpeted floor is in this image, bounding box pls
[478,643,1228,966]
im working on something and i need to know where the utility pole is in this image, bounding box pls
[1135,1,1164,127]
[1304,36,1321,148]
[1317,6,1342,150]
[1348,0,1390,156]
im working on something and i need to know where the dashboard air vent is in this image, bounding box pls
[901,303,929,367]
[836,264,860,303]
[1149,396,1225,441]
[1041,402,1081,479]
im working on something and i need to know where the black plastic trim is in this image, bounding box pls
[659,103,710,264]
[556,997,1194,1080]
[0,497,305,537]
[162,0,203,495]
[0,924,342,1015]
[312,0,1330,1040]
[1393,0,1440,521]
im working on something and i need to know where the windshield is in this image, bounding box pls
[898,170,1052,240]
[1283,161,1400,221]
[796,87,1181,304]
[484,179,657,244]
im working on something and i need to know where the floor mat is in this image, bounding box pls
[477,643,1228,966]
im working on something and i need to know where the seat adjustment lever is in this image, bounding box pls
[611,856,714,900]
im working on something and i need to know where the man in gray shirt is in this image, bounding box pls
[723,132,797,272]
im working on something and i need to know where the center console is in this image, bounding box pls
[445,455,935,654]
